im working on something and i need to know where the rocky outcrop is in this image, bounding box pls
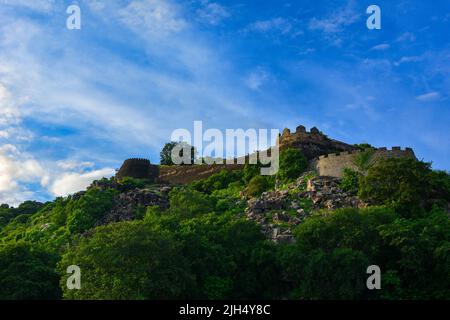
[97,187,171,226]
[245,174,366,243]
[304,176,364,210]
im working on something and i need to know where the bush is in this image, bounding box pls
[117,177,147,190]
[168,188,215,218]
[66,188,117,234]
[353,149,375,173]
[243,164,262,184]
[246,175,271,197]
[191,169,243,194]
[341,168,360,193]
[277,148,308,182]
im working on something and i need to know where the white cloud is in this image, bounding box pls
[0,144,48,206]
[416,92,441,102]
[396,32,416,42]
[56,160,95,171]
[394,56,422,66]
[308,4,359,34]
[0,0,290,205]
[246,18,294,35]
[0,0,55,13]
[0,143,115,205]
[49,168,115,197]
[197,1,230,25]
[0,83,21,126]
[371,44,390,51]
[245,68,270,90]
[118,0,187,37]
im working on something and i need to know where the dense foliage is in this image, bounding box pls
[0,156,449,300]
[278,148,308,182]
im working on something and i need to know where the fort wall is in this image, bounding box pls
[312,147,417,178]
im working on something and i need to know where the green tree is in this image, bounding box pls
[160,141,197,165]
[60,221,193,299]
[277,148,308,182]
[0,242,61,300]
[160,141,178,165]
[358,158,432,216]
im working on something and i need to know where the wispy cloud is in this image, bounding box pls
[393,55,423,66]
[308,3,360,34]
[118,0,187,37]
[0,0,56,13]
[245,67,270,90]
[196,1,230,25]
[396,32,416,42]
[0,0,290,204]
[245,17,296,35]
[371,43,390,51]
[416,91,441,102]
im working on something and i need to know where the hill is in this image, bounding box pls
[0,125,449,300]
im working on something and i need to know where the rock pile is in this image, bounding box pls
[304,176,364,210]
[97,187,170,226]
[245,173,366,243]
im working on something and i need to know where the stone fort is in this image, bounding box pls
[116,125,417,182]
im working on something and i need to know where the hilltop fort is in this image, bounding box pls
[116,125,416,183]
[277,125,357,159]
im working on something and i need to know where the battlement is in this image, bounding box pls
[278,124,357,160]
[313,147,417,178]
[315,147,414,160]
[280,125,323,138]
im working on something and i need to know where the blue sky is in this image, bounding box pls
[0,0,449,205]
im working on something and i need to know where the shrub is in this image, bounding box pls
[66,188,117,234]
[353,148,375,173]
[246,175,271,197]
[191,169,243,194]
[341,168,360,193]
[243,164,261,184]
[277,148,308,182]
[169,188,214,218]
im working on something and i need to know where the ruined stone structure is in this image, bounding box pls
[311,147,417,178]
[115,125,417,183]
[116,158,159,181]
[278,125,357,160]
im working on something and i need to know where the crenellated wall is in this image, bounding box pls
[278,125,357,160]
[311,147,417,178]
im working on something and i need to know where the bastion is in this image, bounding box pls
[116,158,159,181]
